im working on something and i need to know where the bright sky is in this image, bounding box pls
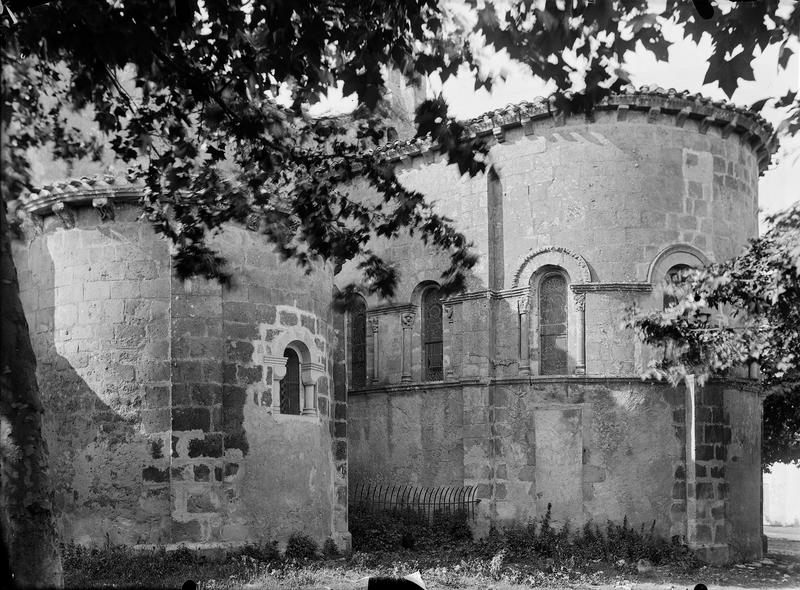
[310,0,799,227]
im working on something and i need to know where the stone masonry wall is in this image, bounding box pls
[349,377,761,561]
[349,379,685,537]
[723,386,762,561]
[336,108,761,388]
[13,204,172,545]
[12,205,348,549]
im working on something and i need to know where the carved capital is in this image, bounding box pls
[369,316,380,333]
[443,304,454,323]
[262,355,288,380]
[92,197,115,221]
[401,312,416,329]
[300,361,325,386]
[517,295,530,315]
[573,292,586,312]
[51,201,75,229]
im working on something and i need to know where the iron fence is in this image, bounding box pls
[350,481,480,522]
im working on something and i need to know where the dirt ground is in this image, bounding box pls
[766,526,800,559]
[65,528,800,590]
[279,529,800,590]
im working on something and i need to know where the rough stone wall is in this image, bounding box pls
[722,386,762,561]
[343,100,766,563]
[348,384,463,487]
[337,109,761,386]
[350,380,681,536]
[12,206,348,549]
[489,113,759,284]
[12,204,172,545]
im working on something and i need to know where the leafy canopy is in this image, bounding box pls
[2,0,796,300]
[626,202,800,467]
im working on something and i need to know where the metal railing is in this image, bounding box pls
[350,481,480,522]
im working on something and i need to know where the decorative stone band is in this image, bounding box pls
[444,286,528,304]
[11,174,281,237]
[348,375,761,395]
[362,284,653,317]
[17,175,143,217]
[372,86,776,173]
[571,282,654,293]
[366,303,416,317]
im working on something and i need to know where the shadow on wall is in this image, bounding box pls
[20,229,169,547]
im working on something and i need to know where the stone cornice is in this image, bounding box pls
[571,282,653,293]
[366,303,416,317]
[17,175,144,217]
[373,86,776,173]
[349,375,762,396]
[443,287,528,304]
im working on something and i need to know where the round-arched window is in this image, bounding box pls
[539,273,568,375]
[422,287,443,381]
[663,264,692,310]
[280,348,301,415]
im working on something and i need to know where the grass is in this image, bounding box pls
[60,510,800,589]
[62,544,800,590]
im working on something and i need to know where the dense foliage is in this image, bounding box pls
[1,0,798,585]
[627,201,800,467]
[349,507,473,552]
[2,0,796,297]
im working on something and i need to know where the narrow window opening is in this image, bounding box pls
[663,264,692,310]
[539,273,568,375]
[422,287,443,381]
[280,348,301,414]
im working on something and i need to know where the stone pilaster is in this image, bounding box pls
[573,292,586,375]
[369,316,380,384]
[517,295,530,375]
[400,311,415,383]
[443,303,455,381]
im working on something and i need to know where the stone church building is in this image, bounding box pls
[10,85,773,562]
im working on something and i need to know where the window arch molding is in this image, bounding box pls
[647,244,710,313]
[269,334,325,417]
[512,246,592,288]
[514,247,591,376]
[646,243,710,284]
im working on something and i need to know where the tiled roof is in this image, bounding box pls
[18,174,143,215]
[16,85,777,217]
[373,85,776,170]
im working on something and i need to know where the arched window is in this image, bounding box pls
[280,348,301,415]
[663,264,692,309]
[422,286,443,381]
[539,273,568,375]
[350,297,367,388]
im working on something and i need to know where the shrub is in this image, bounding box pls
[322,538,340,558]
[237,540,280,563]
[471,504,698,569]
[349,506,473,552]
[284,532,319,560]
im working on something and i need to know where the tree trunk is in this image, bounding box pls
[0,199,63,588]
